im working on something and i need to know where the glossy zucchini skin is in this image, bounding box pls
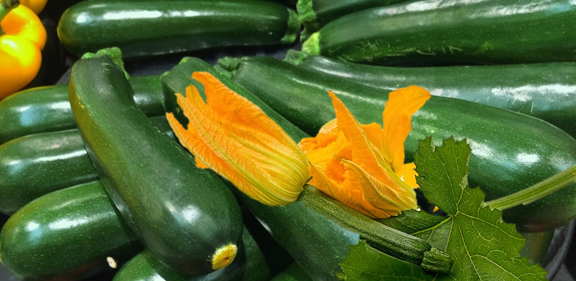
[304,0,576,65]
[0,75,164,145]
[0,181,143,281]
[69,56,243,275]
[270,263,313,281]
[297,0,409,38]
[221,56,576,232]
[113,228,272,281]
[0,116,173,215]
[58,0,299,58]
[287,52,576,137]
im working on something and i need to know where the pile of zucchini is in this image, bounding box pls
[1,0,576,280]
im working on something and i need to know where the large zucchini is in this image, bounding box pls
[0,75,164,145]
[69,55,243,275]
[218,56,576,232]
[303,0,576,65]
[285,51,576,137]
[58,0,299,58]
[161,57,451,279]
[0,116,173,215]
[0,181,142,281]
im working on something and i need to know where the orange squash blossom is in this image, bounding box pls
[299,86,431,218]
[166,72,310,206]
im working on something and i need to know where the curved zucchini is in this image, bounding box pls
[0,181,143,281]
[303,0,576,65]
[0,116,173,215]
[113,228,272,281]
[162,57,451,278]
[285,51,576,137]
[0,75,164,145]
[218,56,576,232]
[69,55,243,275]
[58,0,299,58]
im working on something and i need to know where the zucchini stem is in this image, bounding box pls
[485,165,576,211]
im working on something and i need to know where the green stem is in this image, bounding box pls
[0,0,20,35]
[485,165,576,211]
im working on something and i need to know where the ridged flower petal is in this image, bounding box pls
[167,72,309,206]
[301,87,430,218]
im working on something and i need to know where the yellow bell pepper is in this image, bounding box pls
[0,0,46,100]
[20,0,46,14]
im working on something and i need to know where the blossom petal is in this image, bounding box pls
[309,164,390,218]
[167,73,310,206]
[382,86,431,171]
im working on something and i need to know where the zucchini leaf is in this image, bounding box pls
[411,137,547,280]
[339,240,431,281]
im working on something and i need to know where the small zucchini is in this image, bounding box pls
[0,181,143,281]
[0,116,173,215]
[218,56,576,232]
[69,54,243,275]
[0,75,164,145]
[58,0,300,58]
[285,51,576,137]
[113,228,272,281]
[303,0,576,65]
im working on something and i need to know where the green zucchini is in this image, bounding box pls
[58,0,299,58]
[297,0,409,40]
[285,51,576,137]
[0,75,164,145]
[303,0,576,65]
[113,228,272,281]
[162,57,451,278]
[218,56,576,232]
[0,181,143,281]
[0,116,173,215]
[69,55,243,275]
[270,263,313,281]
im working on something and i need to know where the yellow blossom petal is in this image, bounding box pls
[167,72,310,206]
[382,86,430,171]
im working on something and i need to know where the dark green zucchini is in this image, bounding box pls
[58,0,299,58]
[69,55,243,275]
[297,0,409,40]
[303,0,576,65]
[270,263,313,281]
[0,181,143,281]
[218,56,576,232]
[285,51,576,137]
[162,57,451,278]
[0,75,164,145]
[0,116,173,215]
[113,228,272,281]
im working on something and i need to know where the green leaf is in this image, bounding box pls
[413,137,547,280]
[339,240,432,281]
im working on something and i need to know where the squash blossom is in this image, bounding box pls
[299,86,431,218]
[166,72,310,206]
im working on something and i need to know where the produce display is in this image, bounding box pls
[1,0,576,280]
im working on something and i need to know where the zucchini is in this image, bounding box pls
[69,55,243,275]
[0,181,143,281]
[285,51,576,137]
[0,116,173,215]
[113,228,272,281]
[162,57,451,278]
[297,0,409,39]
[217,56,576,232]
[270,263,312,281]
[0,75,164,145]
[303,0,576,65]
[58,0,299,58]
